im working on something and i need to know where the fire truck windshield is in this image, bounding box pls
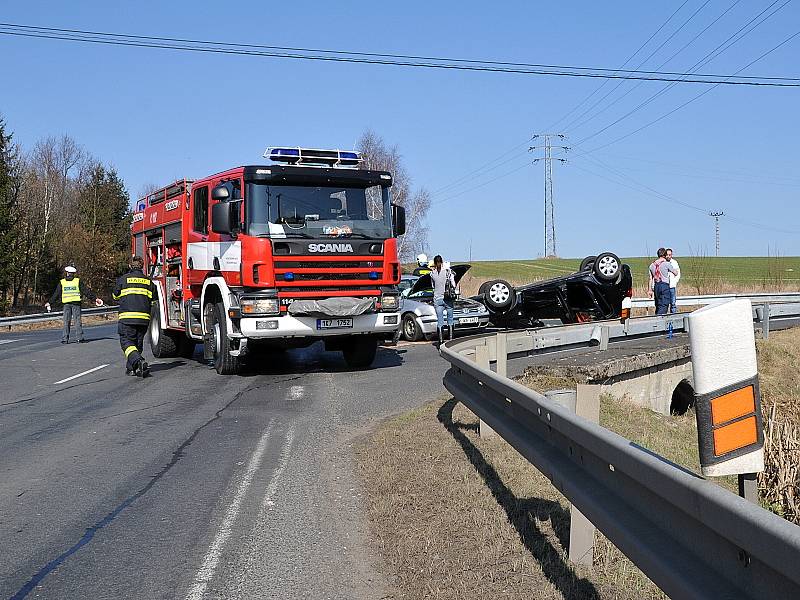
[245,183,392,239]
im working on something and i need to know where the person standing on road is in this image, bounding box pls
[648,248,678,316]
[666,248,681,314]
[112,256,155,377]
[45,265,103,344]
[429,254,456,344]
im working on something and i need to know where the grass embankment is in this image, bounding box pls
[356,327,800,599]
[444,256,800,298]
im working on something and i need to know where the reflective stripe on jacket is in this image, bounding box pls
[60,278,82,303]
[113,269,155,325]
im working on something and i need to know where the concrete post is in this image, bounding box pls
[545,385,600,568]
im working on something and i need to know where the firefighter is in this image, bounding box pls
[112,255,155,377]
[412,253,431,276]
[45,265,103,344]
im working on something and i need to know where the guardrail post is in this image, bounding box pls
[474,342,497,439]
[762,303,770,340]
[545,385,600,567]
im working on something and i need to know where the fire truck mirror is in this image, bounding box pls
[211,185,230,201]
[392,204,406,237]
[211,202,234,235]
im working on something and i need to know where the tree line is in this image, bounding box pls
[0,117,132,314]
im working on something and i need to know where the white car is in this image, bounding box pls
[398,265,490,341]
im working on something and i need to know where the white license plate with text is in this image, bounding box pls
[317,318,353,330]
[458,317,480,324]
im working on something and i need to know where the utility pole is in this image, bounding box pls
[709,211,724,256]
[530,134,568,258]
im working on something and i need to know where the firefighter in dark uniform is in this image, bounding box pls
[113,255,155,377]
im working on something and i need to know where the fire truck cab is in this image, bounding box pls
[131,147,405,374]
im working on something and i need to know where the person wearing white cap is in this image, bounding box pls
[45,265,103,344]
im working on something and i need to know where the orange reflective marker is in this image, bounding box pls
[710,385,756,426]
[713,416,758,456]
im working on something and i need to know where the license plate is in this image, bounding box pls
[458,317,480,324]
[317,318,353,330]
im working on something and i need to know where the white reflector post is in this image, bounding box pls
[688,299,765,477]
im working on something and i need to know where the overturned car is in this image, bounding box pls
[474,252,633,328]
[398,265,490,341]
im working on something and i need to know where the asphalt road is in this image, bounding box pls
[0,323,447,600]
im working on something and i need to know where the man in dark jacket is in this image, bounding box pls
[45,265,102,344]
[113,256,155,377]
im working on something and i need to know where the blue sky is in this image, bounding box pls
[2,1,798,260]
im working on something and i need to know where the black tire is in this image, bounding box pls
[482,279,515,311]
[205,302,242,375]
[150,303,180,358]
[478,281,490,295]
[342,337,378,369]
[401,313,423,342]
[593,252,621,282]
[579,255,597,272]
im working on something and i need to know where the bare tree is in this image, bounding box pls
[357,130,429,261]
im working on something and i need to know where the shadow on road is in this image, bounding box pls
[437,397,600,599]
[148,360,186,373]
[236,341,405,377]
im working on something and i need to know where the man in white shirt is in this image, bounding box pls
[666,248,681,314]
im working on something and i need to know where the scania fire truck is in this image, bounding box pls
[130,147,405,374]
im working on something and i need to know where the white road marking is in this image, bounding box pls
[185,419,275,600]
[53,364,109,385]
[0,339,20,345]
[262,425,295,509]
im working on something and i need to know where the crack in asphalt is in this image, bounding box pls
[0,377,117,410]
[8,385,253,600]
[94,401,173,421]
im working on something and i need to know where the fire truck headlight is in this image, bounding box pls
[380,293,399,311]
[241,298,280,315]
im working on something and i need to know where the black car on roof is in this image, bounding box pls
[474,251,633,328]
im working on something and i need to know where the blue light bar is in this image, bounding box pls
[264,147,363,168]
[284,272,295,281]
[369,271,379,280]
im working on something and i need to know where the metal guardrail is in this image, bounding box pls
[0,306,118,327]
[631,291,800,309]
[440,308,800,599]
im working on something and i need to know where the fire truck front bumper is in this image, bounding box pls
[238,312,401,339]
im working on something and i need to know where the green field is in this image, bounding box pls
[446,256,800,295]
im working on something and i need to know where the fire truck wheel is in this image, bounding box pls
[207,302,242,375]
[150,304,179,358]
[342,337,378,369]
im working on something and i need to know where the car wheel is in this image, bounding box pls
[579,255,597,272]
[478,281,490,295]
[593,252,621,282]
[483,279,514,311]
[401,313,423,342]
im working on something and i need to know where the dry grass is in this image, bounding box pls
[355,387,716,599]
[756,328,800,522]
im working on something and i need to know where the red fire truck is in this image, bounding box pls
[130,147,405,374]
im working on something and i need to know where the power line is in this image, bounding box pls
[573,25,800,156]
[562,0,713,133]
[565,0,742,135]
[1,23,800,86]
[571,0,794,148]
[546,0,692,131]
